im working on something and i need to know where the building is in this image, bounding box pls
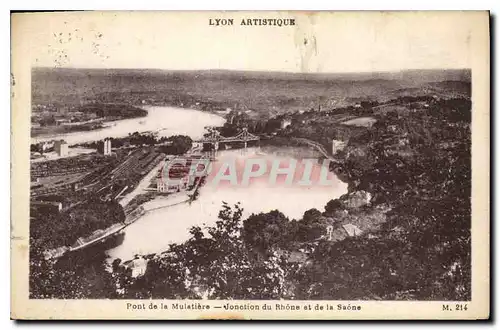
[43,246,69,260]
[325,224,363,241]
[157,176,188,193]
[54,140,68,157]
[342,190,372,209]
[157,178,167,192]
[55,118,70,126]
[97,138,112,155]
[342,224,363,237]
[40,141,54,152]
[280,118,292,129]
[72,182,82,192]
[331,139,347,155]
[31,200,63,214]
[326,225,348,242]
[122,257,148,278]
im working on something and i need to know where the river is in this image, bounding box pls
[32,105,226,145]
[34,105,347,261]
[106,146,348,261]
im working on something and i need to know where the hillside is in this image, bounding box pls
[29,68,472,300]
[32,68,471,116]
[386,81,471,99]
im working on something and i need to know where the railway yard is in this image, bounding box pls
[29,142,211,258]
[30,147,166,205]
[30,145,169,258]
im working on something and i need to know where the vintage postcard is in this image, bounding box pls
[11,11,489,320]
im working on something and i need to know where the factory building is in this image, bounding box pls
[98,138,112,155]
[54,140,68,157]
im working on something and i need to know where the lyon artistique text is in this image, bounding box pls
[209,18,296,27]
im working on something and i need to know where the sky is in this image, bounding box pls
[12,11,484,73]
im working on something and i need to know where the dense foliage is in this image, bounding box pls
[118,97,471,300]
[30,199,126,250]
[77,104,148,119]
[77,133,192,155]
[292,98,471,300]
[29,97,471,301]
[30,199,126,299]
[159,135,193,155]
[120,203,292,299]
[29,244,118,299]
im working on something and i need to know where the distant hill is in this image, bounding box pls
[386,80,471,99]
[32,68,471,114]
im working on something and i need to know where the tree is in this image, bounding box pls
[292,208,326,242]
[30,198,127,298]
[325,199,343,214]
[124,203,291,299]
[243,210,289,255]
[29,239,118,299]
[302,208,322,224]
[160,135,193,155]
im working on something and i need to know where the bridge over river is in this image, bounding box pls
[194,128,260,156]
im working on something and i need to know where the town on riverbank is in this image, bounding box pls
[29,68,472,301]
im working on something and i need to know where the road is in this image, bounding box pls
[293,137,336,162]
[118,159,165,207]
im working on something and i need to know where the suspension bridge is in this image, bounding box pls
[195,128,260,156]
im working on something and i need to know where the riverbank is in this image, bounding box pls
[34,108,360,264]
[31,103,149,137]
[261,136,351,186]
[32,105,226,145]
[105,145,348,262]
[110,96,472,301]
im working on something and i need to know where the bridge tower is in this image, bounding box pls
[242,127,248,150]
[196,127,260,157]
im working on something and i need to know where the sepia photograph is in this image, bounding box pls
[11,11,489,319]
